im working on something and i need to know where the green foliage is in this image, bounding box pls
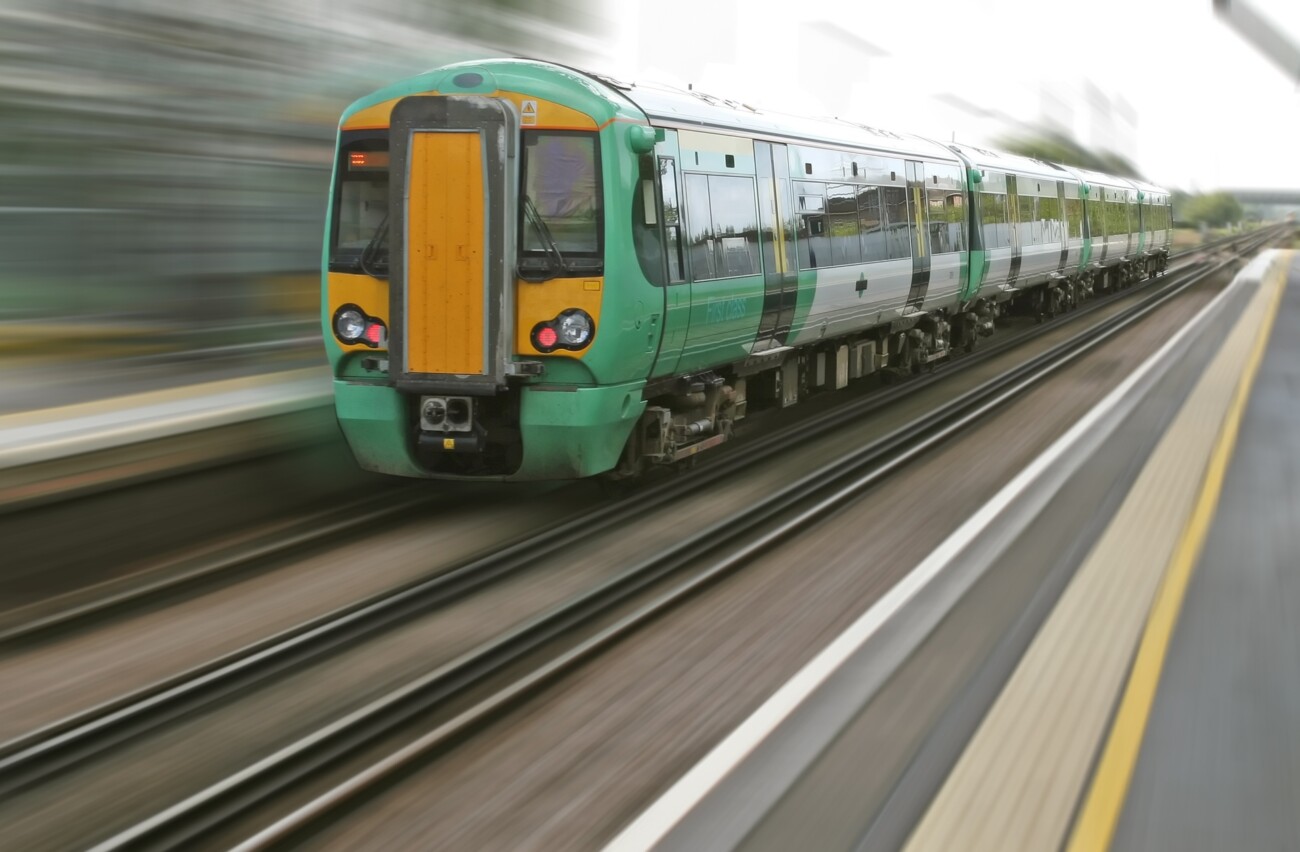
[995,130,1144,179]
[1178,192,1244,228]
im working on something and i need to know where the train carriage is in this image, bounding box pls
[323,58,1169,481]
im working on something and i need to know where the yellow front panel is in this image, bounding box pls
[407,131,485,375]
[328,272,389,352]
[515,276,604,357]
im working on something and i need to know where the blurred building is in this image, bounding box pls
[0,0,610,325]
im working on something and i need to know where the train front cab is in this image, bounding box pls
[324,63,654,481]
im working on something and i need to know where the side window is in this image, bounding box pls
[685,172,761,281]
[796,181,828,269]
[880,186,911,259]
[980,192,1009,248]
[1106,200,1124,236]
[1088,198,1105,239]
[1065,198,1084,239]
[659,158,684,282]
[1039,196,1062,243]
[685,173,716,279]
[828,183,862,265]
[928,188,966,253]
[857,186,887,262]
[1018,195,1038,245]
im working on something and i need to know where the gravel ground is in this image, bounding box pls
[0,268,1235,849]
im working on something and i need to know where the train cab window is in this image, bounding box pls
[685,173,760,280]
[519,131,602,278]
[330,133,390,275]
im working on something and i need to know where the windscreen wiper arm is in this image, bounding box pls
[521,194,567,280]
[360,214,389,279]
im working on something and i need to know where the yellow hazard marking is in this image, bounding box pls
[1065,252,1290,852]
[443,437,455,450]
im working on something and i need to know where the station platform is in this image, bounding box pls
[605,248,1299,852]
[0,366,332,510]
[905,249,1299,851]
[1105,251,1300,850]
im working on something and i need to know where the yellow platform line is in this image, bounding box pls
[1066,251,1291,852]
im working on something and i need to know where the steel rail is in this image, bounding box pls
[0,226,1277,807]
[97,232,1281,850]
[0,486,431,645]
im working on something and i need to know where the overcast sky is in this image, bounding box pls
[609,0,1300,192]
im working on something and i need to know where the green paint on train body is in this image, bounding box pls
[324,58,1166,481]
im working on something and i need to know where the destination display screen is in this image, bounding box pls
[348,150,390,171]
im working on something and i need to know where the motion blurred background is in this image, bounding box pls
[1,0,1296,368]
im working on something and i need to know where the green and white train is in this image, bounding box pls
[324,58,1171,480]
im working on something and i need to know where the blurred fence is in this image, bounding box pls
[0,0,608,329]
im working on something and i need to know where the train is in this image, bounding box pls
[324,58,1171,481]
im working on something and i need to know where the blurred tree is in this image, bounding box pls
[1179,191,1244,227]
[995,129,1144,179]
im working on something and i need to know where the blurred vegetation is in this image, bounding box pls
[1171,190,1245,228]
[0,0,606,325]
[995,130,1143,180]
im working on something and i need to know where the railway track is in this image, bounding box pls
[1,229,1259,647]
[0,227,1276,850]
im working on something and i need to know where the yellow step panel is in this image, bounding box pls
[406,131,485,376]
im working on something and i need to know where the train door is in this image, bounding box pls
[1056,180,1070,272]
[754,141,798,351]
[650,138,690,378]
[1006,174,1022,289]
[904,160,930,311]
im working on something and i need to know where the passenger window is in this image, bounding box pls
[1088,198,1104,238]
[927,188,966,253]
[980,192,1009,249]
[1018,195,1038,245]
[684,172,761,280]
[828,184,862,265]
[797,182,828,269]
[1065,198,1084,239]
[857,186,887,262]
[880,186,911,259]
[1038,196,1062,243]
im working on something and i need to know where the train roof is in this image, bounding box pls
[945,142,1078,184]
[589,74,960,165]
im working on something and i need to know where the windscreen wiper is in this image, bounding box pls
[521,194,567,281]
[360,214,389,279]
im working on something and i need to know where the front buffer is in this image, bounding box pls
[333,379,644,481]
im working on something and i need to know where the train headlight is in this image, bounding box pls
[333,304,386,348]
[531,309,595,353]
[557,310,593,347]
[334,305,367,343]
